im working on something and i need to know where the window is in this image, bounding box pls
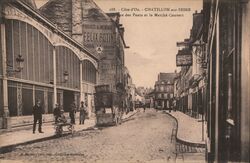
[160,86,164,91]
[82,60,97,84]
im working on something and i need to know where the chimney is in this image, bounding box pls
[72,0,83,44]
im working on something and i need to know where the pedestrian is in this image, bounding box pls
[58,109,67,123]
[143,103,146,112]
[32,100,44,134]
[169,101,172,113]
[69,102,76,124]
[130,101,134,111]
[53,103,61,123]
[173,99,177,112]
[79,101,87,125]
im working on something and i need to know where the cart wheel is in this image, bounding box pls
[56,126,63,137]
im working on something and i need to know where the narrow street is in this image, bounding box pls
[0,109,177,162]
[0,1,249,162]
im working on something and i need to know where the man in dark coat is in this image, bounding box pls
[33,100,44,133]
[53,103,61,123]
[69,102,76,124]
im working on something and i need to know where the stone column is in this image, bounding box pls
[80,61,83,102]
[1,23,11,129]
[214,9,220,161]
[17,85,22,116]
[44,89,48,114]
[53,46,57,106]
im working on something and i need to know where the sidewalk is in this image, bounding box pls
[165,111,206,146]
[0,118,95,150]
[0,110,138,152]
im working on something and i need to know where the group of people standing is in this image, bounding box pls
[32,100,88,134]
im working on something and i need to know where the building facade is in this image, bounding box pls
[0,0,98,129]
[203,0,250,161]
[175,10,206,118]
[123,67,135,112]
[39,0,128,115]
[154,73,176,110]
[176,1,250,162]
[144,90,154,108]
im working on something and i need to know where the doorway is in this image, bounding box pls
[63,90,74,112]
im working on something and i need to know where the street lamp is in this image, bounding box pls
[7,54,25,75]
[49,70,69,84]
[63,71,69,82]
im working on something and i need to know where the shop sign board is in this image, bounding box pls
[176,54,193,66]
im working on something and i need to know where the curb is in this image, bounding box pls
[0,112,139,154]
[0,134,56,154]
[164,111,206,148]
[122,110,139,122]
[0,125,96,154]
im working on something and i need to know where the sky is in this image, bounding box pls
[35,0,203,88]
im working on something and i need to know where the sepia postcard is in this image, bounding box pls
[0,0,249,162]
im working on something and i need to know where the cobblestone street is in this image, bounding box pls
[0,109,178,162]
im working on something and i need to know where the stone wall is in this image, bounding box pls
[39,0,72,36]
[72,0,83,44]
[39,0,126,92]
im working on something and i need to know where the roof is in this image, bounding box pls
[190,10,203,43]
[20,0,37,9]
[14,0,98,61]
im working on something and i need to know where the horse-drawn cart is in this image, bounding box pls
[94,85,124,126]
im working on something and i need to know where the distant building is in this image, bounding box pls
[136,86,153,97]
[144,90,154,108]
[154,73,177,110]
[123,67,135,111]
